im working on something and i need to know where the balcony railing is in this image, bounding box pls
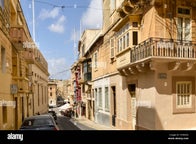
[10,26,27,42]
[23,49,35,64]
[131,38,196,63]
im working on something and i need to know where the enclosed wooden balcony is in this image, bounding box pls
[9,26,27,50]
[84,72,92,81]
[118,37,196,76]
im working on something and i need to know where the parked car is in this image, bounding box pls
[60,108,73,118]
[57,96,65,107]
[19,114,59,130]
[59,103,73,118]
[48,110,57,120]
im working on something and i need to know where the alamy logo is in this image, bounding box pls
[7,133,23,141]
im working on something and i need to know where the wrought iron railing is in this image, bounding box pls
[131,38,196,63]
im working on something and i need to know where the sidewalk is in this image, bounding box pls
[70,117,119,130]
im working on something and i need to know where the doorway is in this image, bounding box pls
[14,97,18,130]
[111,86,116,126]
[128,84,136,130]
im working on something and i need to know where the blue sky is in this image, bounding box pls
[20,0,103,80]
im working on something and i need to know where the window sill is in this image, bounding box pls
[173,107,195,114]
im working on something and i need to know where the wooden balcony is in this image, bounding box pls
[9,26,27,50]
[84,72,92,81]
[118,37,196,76]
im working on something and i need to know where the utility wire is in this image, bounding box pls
[49,68,70,78]
[27,0,109,10]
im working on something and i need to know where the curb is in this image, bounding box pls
[70,117,119,130]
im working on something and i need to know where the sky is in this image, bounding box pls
[20,0,103,80]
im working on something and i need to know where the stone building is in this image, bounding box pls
[0,0,49,130]
[107,0,196,130]
[77,29,102,121]
[0,0,16,130]
[72,0,196,130]
[48,79,57,107]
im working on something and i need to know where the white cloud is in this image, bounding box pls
[48,15,66,33]
[81,0,103,29]
[39,7,60,20]
[48,58,70,79]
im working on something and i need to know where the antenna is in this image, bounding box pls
[73,28,77,61]
[32,0,36,43]
[80,20,82,38]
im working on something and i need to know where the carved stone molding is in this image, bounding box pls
[136,63,147,72]
[180,61,195,71]
[168,61,181,71]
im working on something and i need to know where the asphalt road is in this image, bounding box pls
[56,114,95,130]
[50,105,96,130]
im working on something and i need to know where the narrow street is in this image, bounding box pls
[51,106,96,130]
[56,116,96,130]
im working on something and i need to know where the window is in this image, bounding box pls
[176,81,191,108]
[178,7,190,15]
[105,87,109,111]
[95,88,98,106]
[177,7,191,41]
[83,60,91,73]
[126,32,129,47]
[117,23,130,53]
[94,52,97,69]
[110,38,115,58]
[132,22,138,27]
[1,47,6,73]
[132,31,138,45]
[172,77,195,113]
[83,62,88,73]
[99,88,102,108]
[38,84,40,106]
[119,38,122,51]
[83,60,92,81]
[3,106,7,124]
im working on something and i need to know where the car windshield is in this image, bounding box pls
[22,118,53,127]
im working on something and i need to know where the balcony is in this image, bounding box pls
[131,38,196,62]
[23,49,35,64]
[78,77,85,84]
[84,72,92,81]
[9,26,27,50]
[12,77,29,93]
[118,37,196,75]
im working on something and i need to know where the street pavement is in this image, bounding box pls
[52,106,119,130]
[70,117,119,130]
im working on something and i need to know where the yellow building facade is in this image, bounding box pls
[0,0,49,130]
[0,0,14,130]
[72,0,196,130]
[113,0,196,130]
[48,80,57,107]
